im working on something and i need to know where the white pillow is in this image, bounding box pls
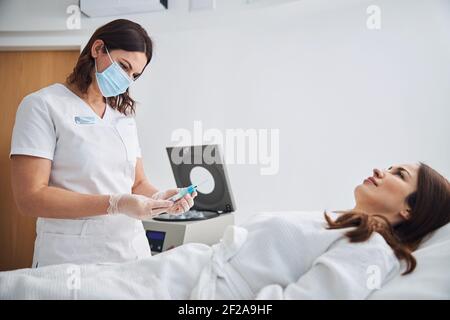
[369,222,450,300]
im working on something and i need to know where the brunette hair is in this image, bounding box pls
[67,19,153,115]
[326,163,450,275]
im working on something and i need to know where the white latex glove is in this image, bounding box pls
[151,188,197,215]
[107,194,174,219]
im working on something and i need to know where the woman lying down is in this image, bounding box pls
[1,162,449,300]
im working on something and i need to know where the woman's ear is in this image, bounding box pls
[91,40,104,59]
[399,208,411,221]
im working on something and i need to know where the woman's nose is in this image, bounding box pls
[373,168,383,178]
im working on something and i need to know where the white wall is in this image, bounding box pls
[132,0,450,215]
[1,0,449,215]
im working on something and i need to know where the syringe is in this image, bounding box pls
[168,185,197,202]
[167,179,208,202]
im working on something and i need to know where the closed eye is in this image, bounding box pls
[388,166,405,180]
[119,62,139,80]
[119,62,128,71]
[395,171,404,179]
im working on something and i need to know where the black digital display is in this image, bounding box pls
[146,230,166,253]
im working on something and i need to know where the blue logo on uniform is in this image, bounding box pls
[74,116,96,124]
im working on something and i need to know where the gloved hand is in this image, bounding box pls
[151,188,197,215]
[107,194,174,219]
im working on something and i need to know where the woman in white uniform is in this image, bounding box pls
[9,19,196,268]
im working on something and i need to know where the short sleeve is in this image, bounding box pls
[10,94,56,160]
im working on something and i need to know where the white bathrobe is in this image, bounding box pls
[0,211,400,299]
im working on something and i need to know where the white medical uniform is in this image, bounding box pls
[10,83,151,267]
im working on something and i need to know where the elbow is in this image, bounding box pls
[14,196,36,217]
[12,189,44,218]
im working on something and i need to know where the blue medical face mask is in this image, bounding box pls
[95,46,134,97]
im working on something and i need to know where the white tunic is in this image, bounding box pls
[0,211,401,299]
[10,83,151,267]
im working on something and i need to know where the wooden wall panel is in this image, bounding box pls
[0,50,79,271]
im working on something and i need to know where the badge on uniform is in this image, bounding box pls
[74,116,96,125]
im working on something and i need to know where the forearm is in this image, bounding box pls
[16,186,110,219]
[132,179,158,198]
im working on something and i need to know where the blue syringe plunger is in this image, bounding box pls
[168,184,197,202]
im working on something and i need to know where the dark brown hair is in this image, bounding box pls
[67,19,153,115]
[325,163,450,275]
